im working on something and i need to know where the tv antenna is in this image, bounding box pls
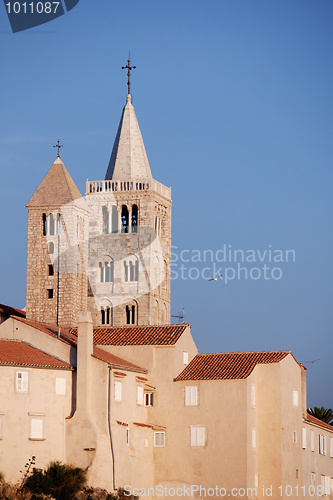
[172,308,185,323]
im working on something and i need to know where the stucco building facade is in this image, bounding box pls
[0,87,332,499]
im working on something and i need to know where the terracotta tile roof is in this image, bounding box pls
[306,411,333,432]
[0,339,73,369]
[0,304,25,318]
[92,346,146,373]
[175,350,292,381]
[26,157,83,207]
[12,317,146,372]
[14,316,77,347]
[69,323,189,346]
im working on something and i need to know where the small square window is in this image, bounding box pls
[47,289,53,299]
[55,378,66,395]
[185,386,198,406]
[114,381,122,402]
[16,371,28,393]
[48,265,54,276]
[145,392,154,406]
[30,418,43,440]
[137,386,144,405]
[154,432,165,447]
[190,426,205,447]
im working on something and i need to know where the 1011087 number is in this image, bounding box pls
[5,2,60,14]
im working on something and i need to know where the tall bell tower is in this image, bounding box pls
[86,82,172,327]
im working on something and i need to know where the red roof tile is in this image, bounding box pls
[92,346,146,373]
[69,323,189,346]
[306,412,333,432]
[175,350,292,381]
[0,339,73,369]
[13,317,146,373]
[14,317,78,346]
[0,304,25,318]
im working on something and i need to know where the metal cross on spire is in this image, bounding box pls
[122,53,136,95]
[53,139,64,157]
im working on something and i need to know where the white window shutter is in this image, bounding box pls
[191,386,197,405]
[330,437,333,458]
[55,378,66,395]
[16,371,28,393]
[185,386,198,406]
[311,430,314,451]
[324,476,330,495]
[252,429,256,449]
[154,432,165,447]
[114,381,122,402]
[190,427,197,446]
[183,352,189,365]
[197,427,205,446]
[293,390,298,406]
[302,428,306,449]
[251,384,256,408]
[137,386,144,405]
[323,435,327,455]
[30,419,43,439]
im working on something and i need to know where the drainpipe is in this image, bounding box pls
[108,366,116,491]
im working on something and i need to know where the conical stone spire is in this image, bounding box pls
[105,94,152,181]
[27,156,83,208]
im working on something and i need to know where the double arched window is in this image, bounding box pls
[99,257,114,283]
[43,213,60,236]
[124,258,139,282]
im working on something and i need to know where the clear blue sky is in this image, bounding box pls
[1,0,332,408]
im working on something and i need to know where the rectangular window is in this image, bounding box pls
[16,371,28,393]
[324,476,331,495]
[114,381,122,402]
[145,392,154,407]
[293,390,298,407]
[154,432,165,447]
[185,386,198,406]
[252,429,256,450]
[330,437,333,458]
[319,434,324,455]
[48,265,54,276]
[311,430,315,452]
[323,435,327,456]
[137,386,144,405]
[183,352,189,365]
[55,378,66,395]
[126,427,129,446]
[311,472,315,484]
[30,418,43,440]
[190,426,205,447]
[47,289,53,299]
[293,430,297,443]
[251,384,256,408]
[302,427,306,449]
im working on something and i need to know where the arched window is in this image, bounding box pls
[132,204,138,233]
[102,206,109,234]
[48,242,54,254]
[121,205,129,233]
[99,258,114,283]
[126,304,136,325]
[112,205,118,233]
[124,257,139,282]
[43,214,47,236]
[98,301,112,326]
[49,213,55,236]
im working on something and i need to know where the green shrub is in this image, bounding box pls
[25,462,86,500]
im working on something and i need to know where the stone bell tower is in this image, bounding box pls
[26,156,89,326]
[86,90,172,327]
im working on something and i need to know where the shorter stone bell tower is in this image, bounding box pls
[26,156,89,326]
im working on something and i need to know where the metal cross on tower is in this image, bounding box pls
[122,53,136,95]
[53,139,64,157]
